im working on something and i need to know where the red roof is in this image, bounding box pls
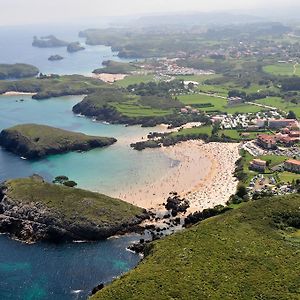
[285,159,300,166]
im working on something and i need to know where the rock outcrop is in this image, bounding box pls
[67,42,85,53]
[0,177,148,243]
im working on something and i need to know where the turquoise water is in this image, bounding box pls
[0,95,173,194]
[0,94,173,299]
[0,25,169,299]
[0,234,141,300]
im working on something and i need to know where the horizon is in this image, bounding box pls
[1,0,300,26]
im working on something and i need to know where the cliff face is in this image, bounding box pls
[0,177,147,243]
[0,124,117,159]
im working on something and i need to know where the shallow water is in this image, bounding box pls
[0,94,173,194]
[0,94,174,300]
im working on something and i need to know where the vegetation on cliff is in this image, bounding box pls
[0,63,39,79]
[91,194,300,300]
[0,124,117,159]
[0,74,106,99]
[93,60,140,74]
[0,176,145,242]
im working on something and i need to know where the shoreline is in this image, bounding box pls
[91,73,127,83]
[111,140,240,213]
[3,91,36,96]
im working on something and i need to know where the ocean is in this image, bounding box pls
[0,24,172,300]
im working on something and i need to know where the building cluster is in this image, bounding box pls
[256,119,300,149]
[141,58,215,77]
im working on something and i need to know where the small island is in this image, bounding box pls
[67,42,85,53]
[32,35,69,48]
[0,176,146,243]
[0,124,117,159]
[48,55,64,61]
[0,63,39,79]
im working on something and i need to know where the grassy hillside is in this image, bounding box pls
[0,63,39,79]
[0,123,116,158]
[93,60,140,74]
[0,75,106,99]
[92,194,300,300]
[5,177,143,225]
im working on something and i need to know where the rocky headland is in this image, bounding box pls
[0,124,117,159]
[0,176,148,243]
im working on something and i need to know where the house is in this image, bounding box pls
[228,97,243,106]
[257,134,277,149]
[284,159,300,174]
[255,119,266,128]
[249,159,267,172]
[268,119,298,129]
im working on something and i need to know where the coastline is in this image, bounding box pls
[111,140,240,212]
[3,91,36,96]
[91,73,127,83]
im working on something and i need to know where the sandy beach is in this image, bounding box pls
[112,140,240,212]
[3,91,36,96]
[91,73,127,83]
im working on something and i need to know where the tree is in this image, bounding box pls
[53,175,69,184]
[287,110,297,120]
[63,180,77,188]
[236,185,247,198]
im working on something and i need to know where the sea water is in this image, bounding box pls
[0,24,172,299]
[0,94,174,300]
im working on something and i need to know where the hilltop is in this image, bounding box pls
[0,63,39,80]
[92,194,300,299]
[0,124,116,159]
[0,176,146,243]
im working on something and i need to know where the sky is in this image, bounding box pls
[0,0,299,26]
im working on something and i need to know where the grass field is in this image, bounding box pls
[92,194,300,300]
[218,130,266,141]
[263,63,300,76]
[178,94,227,111]
[174,74,220,84]
[278,171,300,183]
[116,75,154,87]
[256,97,300,118]
[179,94,264,114]
[111,102,172,117]
[258,155,289,168]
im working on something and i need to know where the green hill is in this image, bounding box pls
[0,123,117,159]
[0,63,39,79]
[0,176,145,243]
[92,194,300,300]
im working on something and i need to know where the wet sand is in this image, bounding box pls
[111,140,240,212]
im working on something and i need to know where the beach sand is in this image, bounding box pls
[3,91,36,96]
[112,140,240,212]
[91,73,127,83]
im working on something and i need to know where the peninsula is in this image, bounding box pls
[0,124,117,159]
[0,63,39,79]
[32,35,69,48]
[0,176,146,243]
